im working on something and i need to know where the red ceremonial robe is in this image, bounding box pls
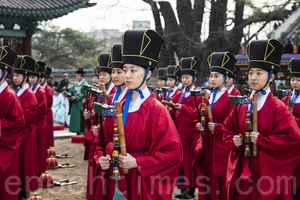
[204,89,233,200]
[174,87,203,189]
[221,92,300,200]
[0,82,25,200]
[43,83,54,148]
[228,85,241,96]
[86,87,127,200]
[32,85,48,175]
[165,87,181,120]
[17,85,40,191]
[92,90,182,200]
[282,94,300,199]
[84,85,116,160]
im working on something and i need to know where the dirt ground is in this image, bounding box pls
[35,138,88,200]
[33,138,189,200]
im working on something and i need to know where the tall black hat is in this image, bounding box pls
[96,54,112,74]
[247,39,283,72]
[111,45,123,69]
[36,61,46,77]
[157,67,167,81]
[177,57,198,77]
[207,52,236,78]
[167,65,178,80]
[45,67,52,78]
[0,46,17,71]
[122,30,163,71]
[14,55,35,74]
[289,58,300,77]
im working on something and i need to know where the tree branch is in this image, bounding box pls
[242,1,293,27]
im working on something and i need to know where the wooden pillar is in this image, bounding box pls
[23,34,32,55]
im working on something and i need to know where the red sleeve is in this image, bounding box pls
[22,93,38,125]
[257,100,300,154]
[1,93,25,136]
[180,96,203,121]
[219,104,244,151]
[46,86,53,111]
[135,102,183,177]
[34,90,47,119]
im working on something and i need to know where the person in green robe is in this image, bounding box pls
[68,68,88,134]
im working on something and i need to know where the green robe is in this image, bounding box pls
[68,79,88,134]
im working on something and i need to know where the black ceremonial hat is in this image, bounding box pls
[207,51,236,78]
[122,30,163,71]
[247,39,283,72]
[111,45,123,69]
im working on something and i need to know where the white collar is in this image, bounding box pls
[291,90,300,104]
[129,87,151,112]
[209,87,227,105]
[107,82,115,95]
[168,87,177,98]
[228,85,235,94]
[247,87,271,111]
[0,81,8,94]
[17,83,29,97]
[183,86,191,98]
[31,84,40,94]
[113,87,128,103]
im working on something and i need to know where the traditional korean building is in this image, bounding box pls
[0,0,95,54]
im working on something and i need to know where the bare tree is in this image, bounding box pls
[142,0,296,81]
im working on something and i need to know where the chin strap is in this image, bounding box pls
[122,68,149,125]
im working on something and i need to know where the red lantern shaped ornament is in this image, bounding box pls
[40,171,54,188]
[47,156,58,169]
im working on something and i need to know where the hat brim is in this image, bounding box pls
[290,72,300,78]
[123,55,158,70]
[248,60,278,72]
[13,69,26,74]
[210,66,233,77]
[111,62,123,69]
[179,69,196,77]
[97,67,112,74]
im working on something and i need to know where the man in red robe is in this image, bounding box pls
[281,58,300,199]
[12,55,40,198]
[197,51,236,200]
[84,53,115,161]
[92,30,182,200]
[87,45,128,200]
[226,70,240,96]
[154,67,167,102]
[221,39,300,200]
[29,60,48,175]
[173,57,203,199]
[0,46,25,200]
[163,65,181,120]
[40,63,54,149]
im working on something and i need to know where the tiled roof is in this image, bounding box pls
[0,0,96,20]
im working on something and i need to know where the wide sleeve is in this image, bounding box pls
[1,93,25,137]
[257,101,300,154]
[22,94,38,125]
[33,90,47,120]
[255,100,300,175]
[180,96,202,121]
[135,102,183,177]
[218,104,244,151]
